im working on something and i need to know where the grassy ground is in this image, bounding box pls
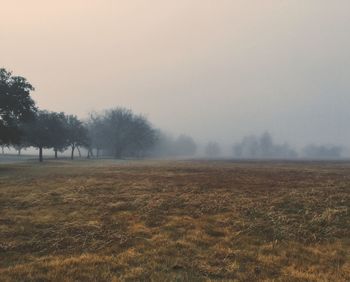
[0,160,349,281]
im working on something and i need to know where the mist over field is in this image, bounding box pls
[1,0,349,159]
[2,2,350,281]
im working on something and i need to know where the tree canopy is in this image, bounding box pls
[0,68,36,145]
[0,68,200,161]
[87,108,156,158]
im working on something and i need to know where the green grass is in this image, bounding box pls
[0,160,349,281]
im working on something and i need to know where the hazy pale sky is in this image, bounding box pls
[1,1,350,147]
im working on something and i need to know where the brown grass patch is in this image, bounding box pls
[0,160,349,281]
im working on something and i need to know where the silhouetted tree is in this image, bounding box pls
[0,68,36,145]
[65,115,88,160]
[89,108,156,159]
[25,111,56,162]
[49,112,69,159]
[124,114,156,157]
[13,123,31,155]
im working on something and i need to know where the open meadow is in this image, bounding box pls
[0,160,349,281]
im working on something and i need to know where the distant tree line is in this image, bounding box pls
[19,111,89,162]
[150,132,197,158]
[301,144,343,159]
[0,68,198,162]
[233,132,298,159]
[1,68,345,161]
[232,132,344,160]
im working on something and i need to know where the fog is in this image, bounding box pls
[1,1,350,157]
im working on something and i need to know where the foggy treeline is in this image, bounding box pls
[302,144,343,159]
[0,68,200,161]
[0,68,346,161]
[232,132,344,160]
[232,132,297,159]
[87,110,198,159]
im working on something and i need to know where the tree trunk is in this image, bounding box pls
[18,149,21,156]
[71,145,75,160]
[1,146,4,155]
[39,147,43,162]
[77,147,81,158]
[54,149,58,159]
[96,148,100,158]
[88,148,94,158]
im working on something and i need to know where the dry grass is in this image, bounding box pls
[0,160,349,281]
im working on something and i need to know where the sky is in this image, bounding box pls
[1,0,350,149]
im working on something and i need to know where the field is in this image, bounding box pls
[0,160,349,281]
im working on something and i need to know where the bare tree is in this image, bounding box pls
[88,108,156,159]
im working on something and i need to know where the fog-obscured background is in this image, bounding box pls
[1,1,349,157]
